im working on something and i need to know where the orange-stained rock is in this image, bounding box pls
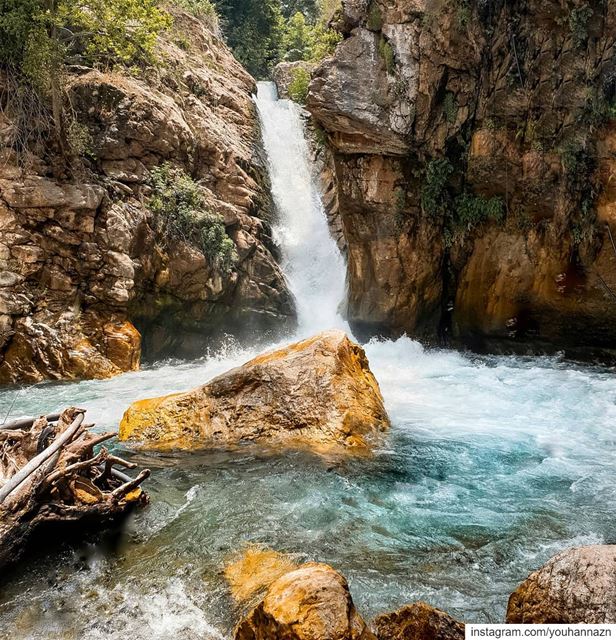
[0,313,140,384]
[225,546,299,604]
[119,330,390,451]
[234,562,376,640]
[507,545,616,623]
[103,320,141,372]
[374,603,464,640]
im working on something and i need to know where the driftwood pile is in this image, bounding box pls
[0,407,150,570]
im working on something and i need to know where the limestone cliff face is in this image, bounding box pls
[0,9,295,384]
[308,0,616,358]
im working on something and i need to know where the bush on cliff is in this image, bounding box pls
[0,0,173,158]
[287,66,311,103]
[148,163,237,272]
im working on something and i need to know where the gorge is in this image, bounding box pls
[1,78,615,638]
[0,0,616,637]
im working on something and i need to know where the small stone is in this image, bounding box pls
[0,271,23,288]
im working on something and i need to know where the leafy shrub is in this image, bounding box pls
[378,36,395,74]
[421,158,454,218]
[63,0,172,67]
[287,66,311,103]
[176,0,219,32]
[455,192,505,228]
[148,163,237,272]
[309,21,341,60]
[366,2,383,31]
[569,4,593,48]
[443,92,458,124]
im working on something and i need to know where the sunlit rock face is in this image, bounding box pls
[234,562,376,640]
[374,603,464,640]
[0,8,295,384]
[507,545,616,623]
[119,330,390,451]
[308,0,616,359]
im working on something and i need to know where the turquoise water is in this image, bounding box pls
[0,337,615,638]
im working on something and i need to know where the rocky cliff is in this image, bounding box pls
[307,0,616,359]
[0,8,295,384]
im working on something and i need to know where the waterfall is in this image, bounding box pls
[255,82,348,336]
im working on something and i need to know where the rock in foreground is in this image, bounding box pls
[374,603,464,640]
[234,562,376,640]
[507,545,616,623]
[119,330,390,450]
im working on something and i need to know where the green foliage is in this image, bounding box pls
[366,2,383,31]
[581,90,616,128]
[378,36,395,74]
[2,0,171,81]
[309,21,341,60]
[569,3,593,48]
[443,92,458,124]
[0,0,40,66]
[175,0,219,32]
[281,11,313,61]
[421,158,506,241]
[393,187,408,230]
[280,10,340,63]
[148,163,237,272]
[317,0,341,24]
[287,66,311,103]
[455,192,505,228]
[212,0,339,77]
[560,140,595,180]
[280,0,318,20]
[421,158,454,218]
[64,0,172,67]
[212,0,284,78]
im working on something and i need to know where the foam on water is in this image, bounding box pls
[1,84,616,638]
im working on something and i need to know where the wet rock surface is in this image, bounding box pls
[119,330,390,451]
[234,562,376,640]
[374,603,464,640]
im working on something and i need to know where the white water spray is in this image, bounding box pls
[255,82,348,335]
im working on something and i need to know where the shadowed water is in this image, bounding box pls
[1,84,615,639]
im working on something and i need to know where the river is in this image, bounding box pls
[0,82,615,639]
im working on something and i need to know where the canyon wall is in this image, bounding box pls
[0,9,294,384]
[308,0,616,359]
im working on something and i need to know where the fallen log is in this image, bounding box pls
[0,407,150,570]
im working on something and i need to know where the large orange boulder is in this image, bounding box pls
[119,330,390,451]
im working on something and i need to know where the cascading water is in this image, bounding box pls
[255,82,347,334]
[1,85,616,639]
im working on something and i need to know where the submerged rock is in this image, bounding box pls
[374,603,464,640]
[507,545,616,623]
[234,562,376,640]
[119,330,390,451]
